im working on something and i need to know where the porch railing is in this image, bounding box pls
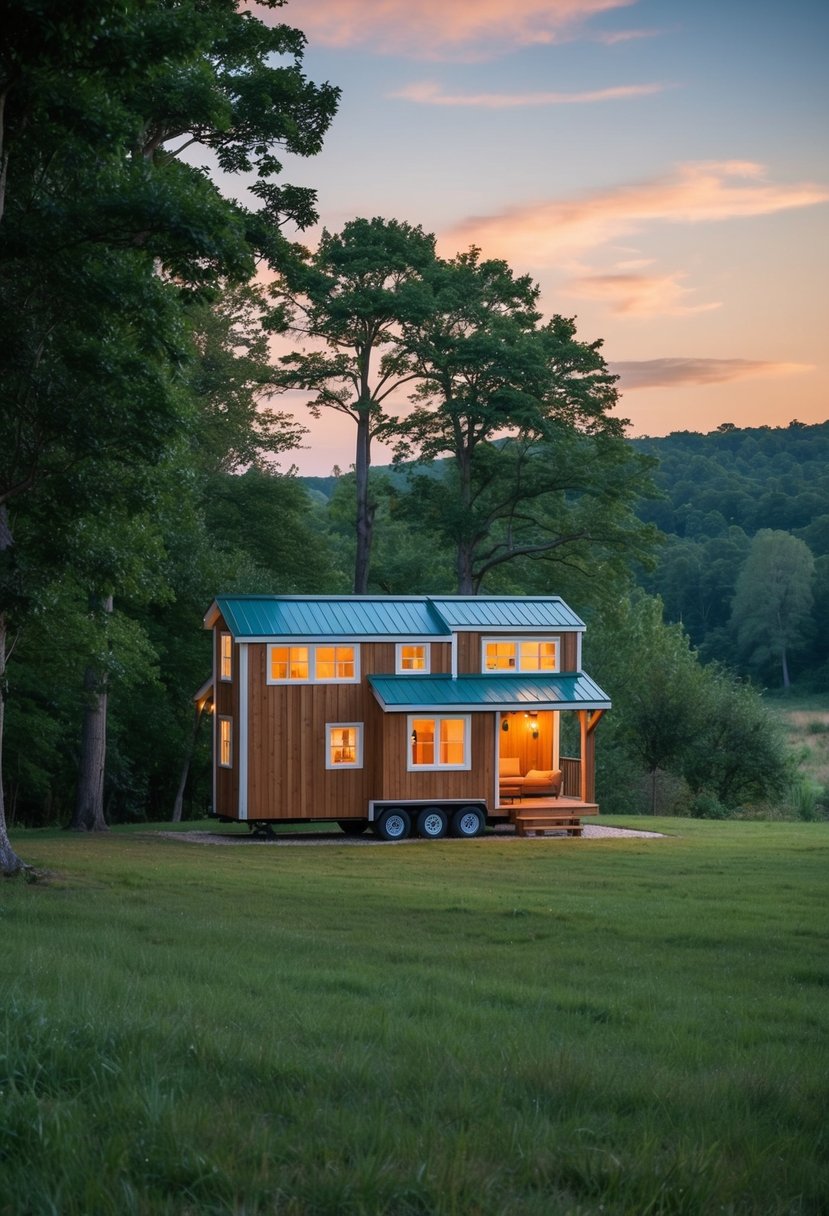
[560,756,581,797]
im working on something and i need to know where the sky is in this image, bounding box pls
[254,0,829,475]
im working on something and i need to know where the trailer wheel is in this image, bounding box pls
[450,805,485,839]
[375,807,411,841]
[416,806,448,839]
[338,819,369,836]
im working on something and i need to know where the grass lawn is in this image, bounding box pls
[2,818,827,1215]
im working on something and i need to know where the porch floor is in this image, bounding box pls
[494,794,599,817]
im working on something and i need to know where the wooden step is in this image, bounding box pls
[514,812,583,838]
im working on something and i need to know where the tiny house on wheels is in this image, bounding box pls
[202,595,611,840]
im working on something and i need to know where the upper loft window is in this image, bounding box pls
[268,644,360,684]
[482,637,559,673]
[396,643,430,674]
[220,633,232,681]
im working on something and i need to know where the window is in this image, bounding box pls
[316,646,356,681]
[482,637,558,673]
[268,644,359,684]
[484,641,517,670]
[519,640,557,671]
[396,643,430,674]
[218,717,232,767]
[325,723,363,769]
[408,715,470,771]
[270,646,310,681]
[220,633,232,681]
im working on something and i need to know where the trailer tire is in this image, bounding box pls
[416,806,448,839]
[374,807,411,841]
[450,805,486,839]
[338,819,369,836]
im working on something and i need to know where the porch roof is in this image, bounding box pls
[368,671,611,713]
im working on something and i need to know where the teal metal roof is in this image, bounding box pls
[211,596,449,639]
[430,597,584,631]
[368,672,610,712]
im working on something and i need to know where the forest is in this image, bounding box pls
[1,2,825,867]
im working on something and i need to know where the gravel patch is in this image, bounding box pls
[151,823,666,847]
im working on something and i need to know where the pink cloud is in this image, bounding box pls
[392,80,666,107]
[596,27,666,44]
[569,270,721,316]
[287,0,636,58]
[610,358,814,390]
[444,162,829,265]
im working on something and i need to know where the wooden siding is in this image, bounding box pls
[378,712,495,807]
[457,630,580,674]
[245,640,464,821]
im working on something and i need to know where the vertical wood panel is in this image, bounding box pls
[498,711,557,776]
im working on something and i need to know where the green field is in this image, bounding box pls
[2,820,827,1215]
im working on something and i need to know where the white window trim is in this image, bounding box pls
[480,636,560,674]
[407,714,471,772]
[266,643,361,685]
[218,716,233,768]
[325,722,364,770]
[395,642,431,675]
[219,632,233,682]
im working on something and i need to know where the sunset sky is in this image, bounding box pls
[259,0,829,475]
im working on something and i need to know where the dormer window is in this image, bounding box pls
[482,637,559,673]
[396,643,430,674]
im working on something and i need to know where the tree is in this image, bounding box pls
[271,217,437,592]
[396,249,650,592]
[585,593,707,814]
[731,530,815,688]
[682,668,791,808]
[0,1,339,863]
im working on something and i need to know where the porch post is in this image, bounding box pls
[578,710,588,803]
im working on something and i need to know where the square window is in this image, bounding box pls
[520,640,557,671]
[317,645,356,681]
[270,646,309,681]
[397,643,430,674]
[485,641,516,670]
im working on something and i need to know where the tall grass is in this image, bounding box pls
[2,819,828,1215]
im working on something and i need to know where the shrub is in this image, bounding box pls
[690,793,731,819]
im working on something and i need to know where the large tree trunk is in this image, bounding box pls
[455,443,476,594]
[456,545,475,595]
[70,595,113,832]
[0,504,26,874]
[0,613,26,876]
[353,407,374,594]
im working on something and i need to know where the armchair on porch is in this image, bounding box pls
[499,757,562,800]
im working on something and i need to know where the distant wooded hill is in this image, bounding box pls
[302,421,829,553]
[631,421,829,549]
[300,420,829,688]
